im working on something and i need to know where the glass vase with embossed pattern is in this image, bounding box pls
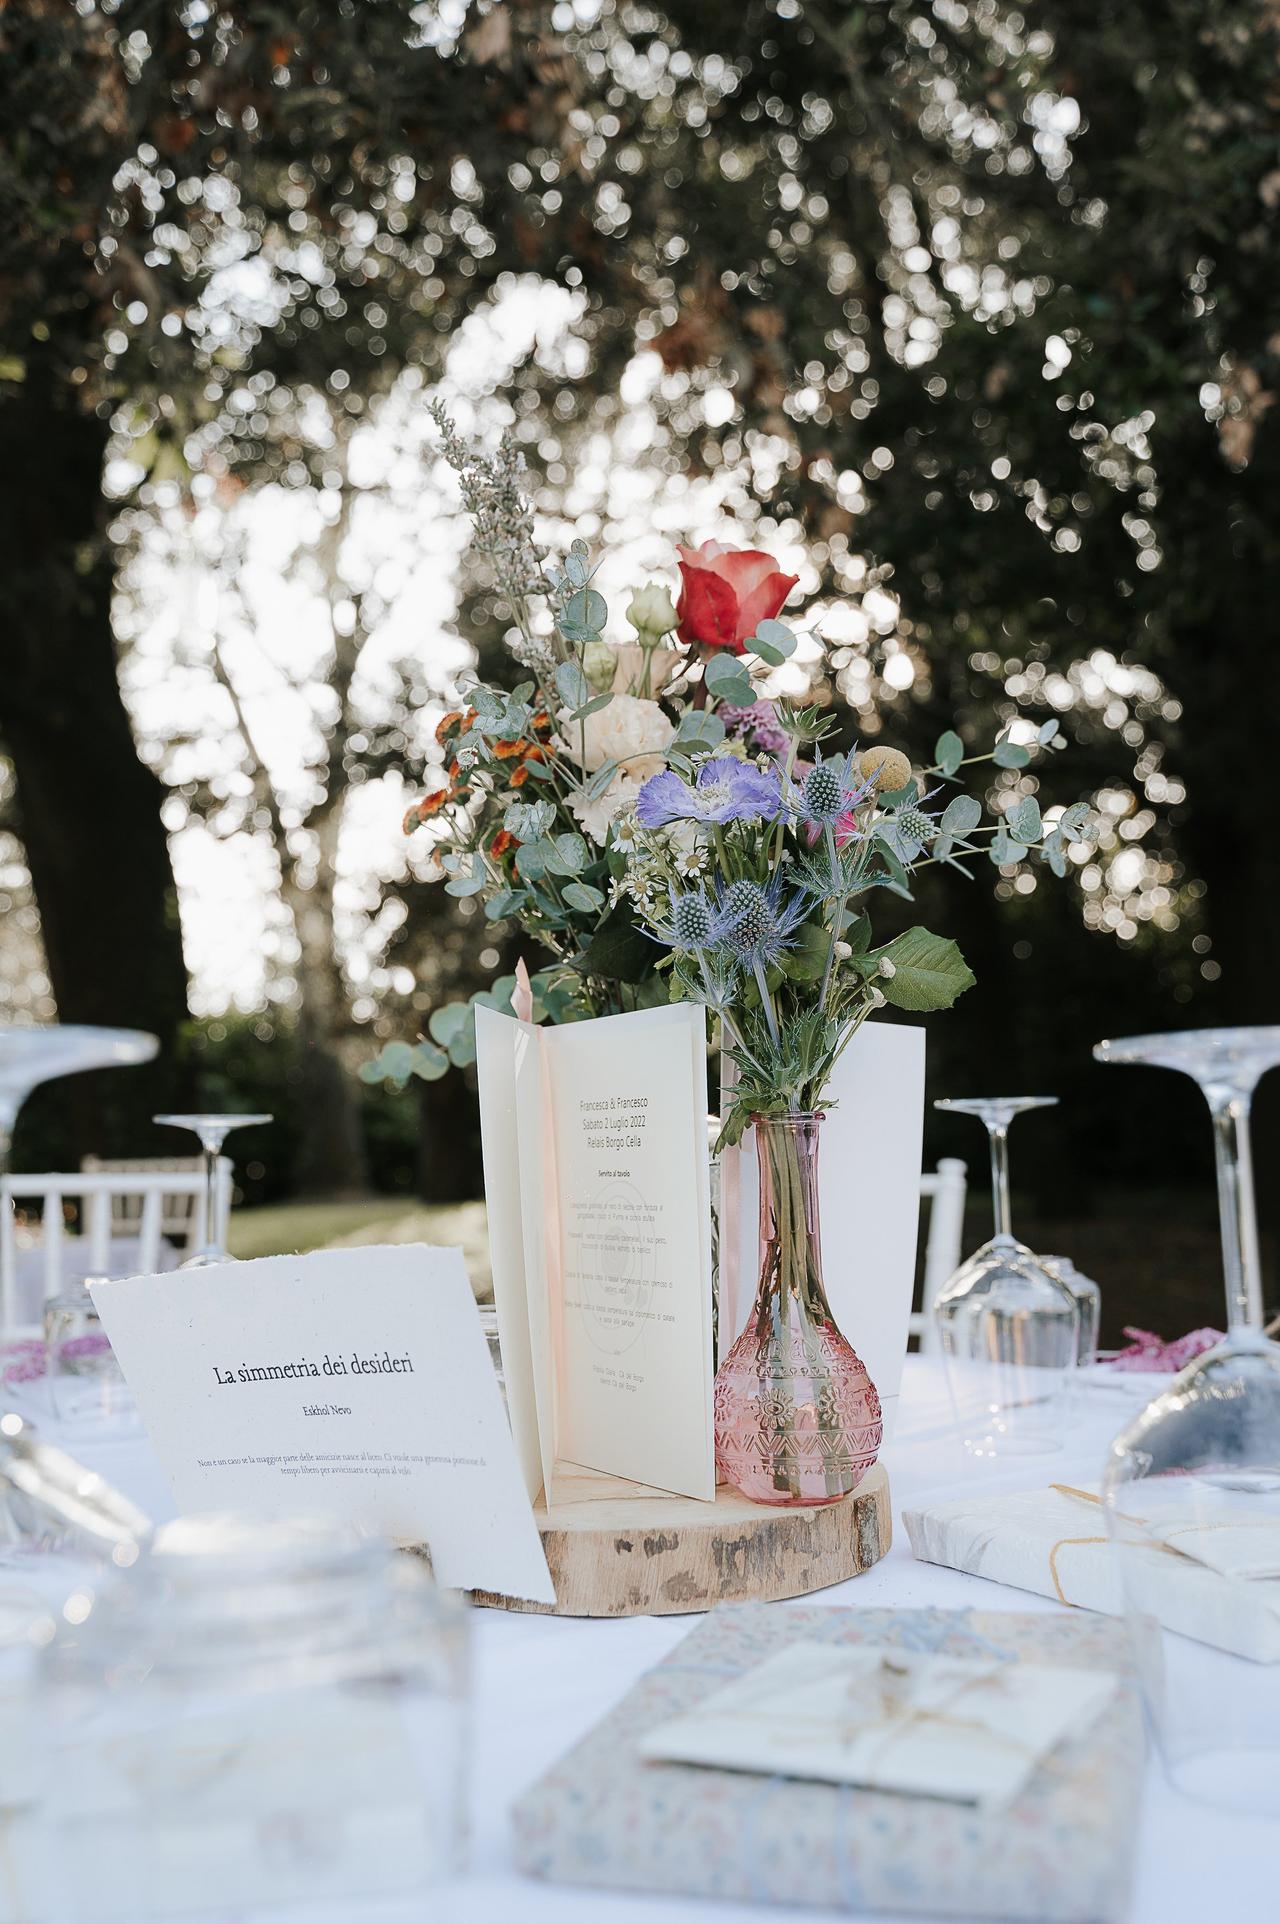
[713,1113,882,1505]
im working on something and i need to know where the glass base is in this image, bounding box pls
[963,1430,1063,1459]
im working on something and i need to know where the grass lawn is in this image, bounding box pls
[228,1196,492,1295]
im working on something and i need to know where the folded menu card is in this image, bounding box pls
[514,1602,1142,1922]
[639,1639,1117,1811]
[904,1483,1280,1662]
[91,1245,555,1604]
[475,1000,714,1505]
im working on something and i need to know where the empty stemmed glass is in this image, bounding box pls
[1096,1027,1280,1814]
[152,1114,272,1267]
[932,1097,1080,1455]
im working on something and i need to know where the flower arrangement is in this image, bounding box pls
[374,409,1095,1109]
[374,410,1099,1508]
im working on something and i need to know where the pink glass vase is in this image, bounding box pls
[713,1112,882,1506]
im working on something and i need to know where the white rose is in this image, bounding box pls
[561,693,675,775]
[626,583,679,636]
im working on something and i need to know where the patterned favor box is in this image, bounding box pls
[513,1603,1143,1921]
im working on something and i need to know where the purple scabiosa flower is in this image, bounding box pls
[635,756,784,829]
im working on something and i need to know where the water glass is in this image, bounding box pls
[39,1514,470,1919]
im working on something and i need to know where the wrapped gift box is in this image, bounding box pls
[903,1485,1280,1663]
[513,1602,1143,1921]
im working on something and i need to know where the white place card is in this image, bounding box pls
[640,1639,1118,1810]
[90,1245,555,1605]
[476,1000,714,1505]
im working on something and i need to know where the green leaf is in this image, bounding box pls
[515,840,550,881]
[674,711,726,749]
[993,737,1031,769]
[873,927,976,1011]
[428,1003,472,1048]
[704,653,755,704]
[483,888,526,922]
[553,832,589,875]
[754,617,796,657]
[989,828,1029,865]
[576,901,659,985]
[777,920,831,984]
[1011,796,1043,844]
[842,910,872,954]
[1038,718,1062,747]
[563,881,605,913]
[749,635,788,668]
[563,587,607,634]
[554,660,590,709]
[571,692,614,720]
[1043,827,1068,878]
[935,730,964,777]
[444,856,486,897]
[409,1041,452,1081]
[940,794,982,836]
[563,552,590,587]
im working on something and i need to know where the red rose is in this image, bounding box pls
[675,541,799,655]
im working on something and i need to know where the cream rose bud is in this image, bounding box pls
[626,583,678,636]
[562,692,676,774]
[582,640,620,693]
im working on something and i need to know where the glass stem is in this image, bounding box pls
[1210,1096,1263,1332]
[988,1124,1013,1240]
[202,1140,221,1261]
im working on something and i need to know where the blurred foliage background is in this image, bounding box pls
[0,1,1276,1324]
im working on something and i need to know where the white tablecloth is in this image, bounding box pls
[64,1358,1280,1921]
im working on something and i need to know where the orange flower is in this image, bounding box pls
[492,739,526,760]
[509,764,530,786]
[402,788,451,833]
[435,708,474,746]
[489,830,519,858]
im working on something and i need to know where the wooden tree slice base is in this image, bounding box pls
[471,1462,890,1618]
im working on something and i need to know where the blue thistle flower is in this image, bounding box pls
[713,873,810,964]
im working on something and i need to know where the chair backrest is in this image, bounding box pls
[81,1155,207,1238]
[910,1158,968,1355]
[0,1165,231,1328]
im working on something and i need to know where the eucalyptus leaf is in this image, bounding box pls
[1038,718,1062,746]
[940,794,982,836]
[571,692,614,720]
[514,841,549,881]
[483,889,526,922]
[444,856,486,898]
[1011,796,1043,844]
[674,711,726,749]
[1043,827,1068,877]
[934,729,964,777]
[553,832,588,874]
[564,587,607,634]
[754,617,796,657]
[563,552,589,587]
[704,653,755,704]
[409,1041,452,1082]
[993,737,1031,769]
[554,660,590,710]
[427,1003,472,1048]
[581,759,621,801]
[749,636,788,668]
[563,881,605,913]
[872,927,976,1012]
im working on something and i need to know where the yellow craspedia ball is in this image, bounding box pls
[858,745,913,794]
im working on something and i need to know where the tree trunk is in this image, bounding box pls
[0,367,190,1158]
[280,817,368,1196]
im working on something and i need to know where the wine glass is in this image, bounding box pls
[1095,1027,1280,1814]
[152,1114,271,1267]
[0,1026,158,1173]
[932,1097,1080,1455]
